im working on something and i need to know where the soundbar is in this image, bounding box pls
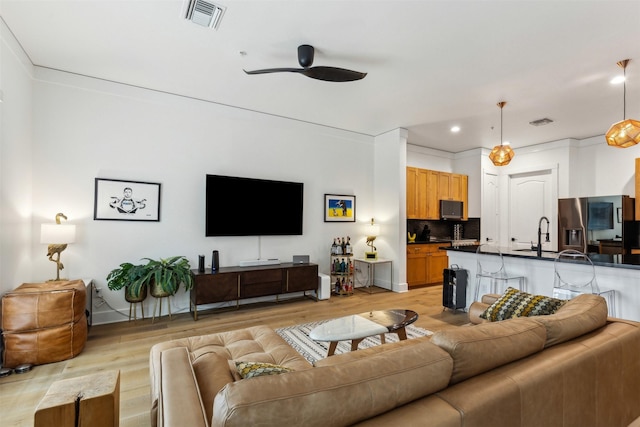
[238,259,281,267]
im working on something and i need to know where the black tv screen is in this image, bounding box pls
[205,174,304,236]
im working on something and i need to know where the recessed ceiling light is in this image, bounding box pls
[611,75,625,84]
[450,126,461,133]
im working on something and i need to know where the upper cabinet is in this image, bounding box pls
[407,167,468,220]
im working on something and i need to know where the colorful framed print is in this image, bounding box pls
[324,194,356,222]
[94,178,161,221]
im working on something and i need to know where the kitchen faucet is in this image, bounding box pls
[537,216,550,257]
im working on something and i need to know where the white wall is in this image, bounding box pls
[28,68,377,323]
[0,20,34,293]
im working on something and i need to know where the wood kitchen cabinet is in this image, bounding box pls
[406,243,451,287]
[406,167,468,220]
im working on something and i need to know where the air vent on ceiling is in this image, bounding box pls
[185,0,225,29]
[529,118,554,127]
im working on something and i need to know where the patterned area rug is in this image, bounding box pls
[276,320,433,364]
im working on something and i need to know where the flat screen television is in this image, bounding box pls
[205,174,304,236]
[587,202,614,230]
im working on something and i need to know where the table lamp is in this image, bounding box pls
[41,213,76,281]
[365,218,380,260]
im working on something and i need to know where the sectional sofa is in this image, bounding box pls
[149,293,640,426]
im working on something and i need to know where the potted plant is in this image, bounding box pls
[106,262,149,303]
[134,256,194,298]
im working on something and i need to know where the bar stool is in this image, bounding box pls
[474,244,526,301]
[552,249,616,317]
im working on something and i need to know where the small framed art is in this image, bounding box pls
[94,178,161,221]
[324,194,356,222]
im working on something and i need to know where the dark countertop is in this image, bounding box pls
[445,244,640,271]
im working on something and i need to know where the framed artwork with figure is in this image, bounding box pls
[324,194,356,222]
[94,178,161,221]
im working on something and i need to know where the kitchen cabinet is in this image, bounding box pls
[406,167,468,220]
[406,243,451,287]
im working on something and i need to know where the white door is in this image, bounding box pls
[508,168,557,251]
[481,170,499,244]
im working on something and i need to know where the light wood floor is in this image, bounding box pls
[0,285,468,427]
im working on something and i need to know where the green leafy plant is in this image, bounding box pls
[134,256,194,297]
[106,262,147,291]
[106,256,193,299]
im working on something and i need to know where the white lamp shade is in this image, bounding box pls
[367,223,380,237]
[41,223,76,244]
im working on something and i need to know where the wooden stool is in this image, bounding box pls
[34,370,120,427]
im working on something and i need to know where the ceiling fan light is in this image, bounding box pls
[605,119,640,148]
[489,144,515,166]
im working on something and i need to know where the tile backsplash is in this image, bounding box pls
[407,218,480,241]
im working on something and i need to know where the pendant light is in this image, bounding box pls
[605,59,640,148]
[489,101,515,166]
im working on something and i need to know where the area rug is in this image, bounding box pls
[276,320,433,364]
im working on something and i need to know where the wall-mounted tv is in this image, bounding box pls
[205,174,304,236]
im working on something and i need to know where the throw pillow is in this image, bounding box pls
[235,361,294,379]
[480,287,567,322]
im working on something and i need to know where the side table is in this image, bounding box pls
[35,370,120,427]
[354,258,392,293]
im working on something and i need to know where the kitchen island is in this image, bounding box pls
[446,245,640,322]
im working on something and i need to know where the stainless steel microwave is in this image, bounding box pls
[440,200,463,220]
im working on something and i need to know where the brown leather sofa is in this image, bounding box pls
[1,280,87,368]
[149,293,640,427]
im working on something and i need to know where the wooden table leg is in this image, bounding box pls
[396,327,408,340]
[351,338,365,351]
[327,341,338,356]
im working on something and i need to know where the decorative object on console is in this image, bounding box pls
[407,232,416,243]
[94,177,161,221]
[488,101,515,166]
[40,212,76,281]
[365,218,380,260]
[324,194,356,222]
[606,59,640,148]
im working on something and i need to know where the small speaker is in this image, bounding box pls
[198,255,205,273]
[212,250,219,272]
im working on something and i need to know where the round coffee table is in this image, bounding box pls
[309,309,418,356]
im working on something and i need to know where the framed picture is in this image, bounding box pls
[94,178,161,221]
[324,194,356,222]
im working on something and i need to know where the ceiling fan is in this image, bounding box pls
[243,45,367,82]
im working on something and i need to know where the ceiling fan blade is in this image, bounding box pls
[244,68,304,75]
[300,66,367,82]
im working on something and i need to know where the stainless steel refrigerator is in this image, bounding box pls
[558,195,636,254]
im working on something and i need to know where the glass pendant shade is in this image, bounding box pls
[489,101,515,166]
[606,59,639,148]
[605,119,640,148]
[489,144,515,166]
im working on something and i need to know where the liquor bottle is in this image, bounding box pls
[331,238,337,255]
[340,258,346,274]
[336,237,343,255]
[345,236,351,255]
[341,237,346,255]
[335,278,341,294]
